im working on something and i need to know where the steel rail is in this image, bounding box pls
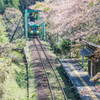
[33,39,54,100]
[37,38,67,100]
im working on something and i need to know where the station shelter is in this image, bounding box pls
[80,41,100,77]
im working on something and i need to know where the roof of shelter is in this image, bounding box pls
[80,48,94,57]
[80,41,100,57]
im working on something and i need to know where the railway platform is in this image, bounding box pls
[60,59,100,100]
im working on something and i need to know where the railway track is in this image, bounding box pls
[33,38,67,100]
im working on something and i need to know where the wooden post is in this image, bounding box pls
[82,43,84,65]
[76,44,79,58]
[82,55,84,65]
[70,40,72,58]
[88,59,91,76]
[92,61,94,76]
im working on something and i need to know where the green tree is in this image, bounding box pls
[0,0,20,14]
[11,0,20,9]
[4,0,20,9]
[0,16,8,44]
[0,0,6,14]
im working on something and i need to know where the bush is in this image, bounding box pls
[0,16,8,44]
[10,51,23,63]
[53,39,71,57]
[0,0,20,14]
[54,42,62,55]
[60,39,71,55]
[16,39,25,49]
[0,86,3,98]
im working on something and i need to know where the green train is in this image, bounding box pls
[24,9,46,40]
[28,22,40,38]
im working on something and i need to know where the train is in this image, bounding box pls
[25,9,46,40]
[28,13,40,38]
[28,21,40,38]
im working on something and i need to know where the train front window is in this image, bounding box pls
[30,27,33,33]
[33,27,37,34]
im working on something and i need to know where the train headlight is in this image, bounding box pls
[31,30,33,33]
[37,31,39,33]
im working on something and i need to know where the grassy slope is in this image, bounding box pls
[0,42,36,100]
[3,63,27,100]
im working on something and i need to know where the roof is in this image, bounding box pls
[80,48,94,57]
[28,19,44,26]
[28,21,40,26]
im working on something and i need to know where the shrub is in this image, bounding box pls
[0,85,3,98]
[16,39,25,49]
[53,39,71,57]
[10,51,23,63]
[60,39,71,55]
[0,16,8,44]
[54,42,62,55]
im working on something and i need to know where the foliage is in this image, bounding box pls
[48,34,57,49]
[34,2,44,8]
[34,2,51,12]
[0,10,24,99]
[3,63,27,99]
[0,0,20,14]
[10,51,23,63]
[0,50,26,99]
[42,7,51,12]
[53,39,71,56]
[88,0,95,7]
[15,39,25,49]
[0,0,6,14]
[54,42,62,55]
[43,0,100,46]
[87,33,100,45]
[0,16,8,44]
[19,0,25,12]
[60,39,71,55]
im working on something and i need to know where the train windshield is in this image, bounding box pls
[30,27,33,33]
